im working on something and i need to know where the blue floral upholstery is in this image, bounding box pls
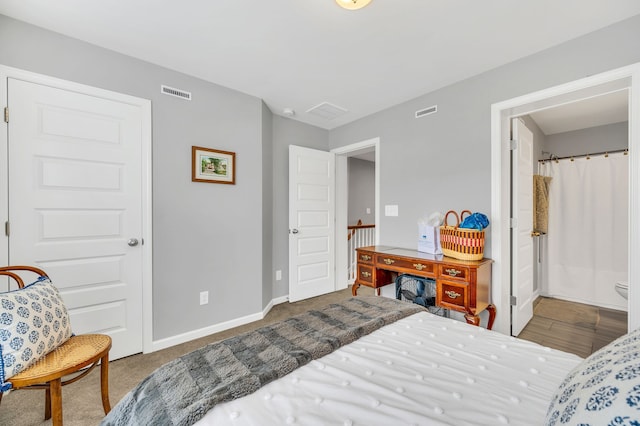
[0,277,72,392]
[545,327,640,425]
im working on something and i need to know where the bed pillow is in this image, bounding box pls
[0,277,72,392]
[545,326,640,425]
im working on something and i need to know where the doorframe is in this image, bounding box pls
[491,63,640,335]
[0,64,154,353]
[332,137,380,289]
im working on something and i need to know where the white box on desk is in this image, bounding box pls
[418,224,442,254]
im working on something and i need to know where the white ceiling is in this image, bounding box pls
[1,1,639,130]
[529,90,629,135]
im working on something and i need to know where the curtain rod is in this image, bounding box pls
[538,148,628,163]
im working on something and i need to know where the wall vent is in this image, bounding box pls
[161,85,192,100]
[415,105,437,118]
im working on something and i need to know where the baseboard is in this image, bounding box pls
[149,294,290,353]
[272,295,289,305]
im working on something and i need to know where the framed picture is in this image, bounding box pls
[192,146,236,184]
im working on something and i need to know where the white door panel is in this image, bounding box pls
[511,118,535,336]
[289,145,335,302]
[8,78,143,359]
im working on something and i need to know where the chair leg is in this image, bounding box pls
[100,353,111,414]
[50,378,63,426]
[45,386,52,420]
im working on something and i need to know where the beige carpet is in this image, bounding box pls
[0,287,374,425]
[533,296,599,328]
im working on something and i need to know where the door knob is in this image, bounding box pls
[531,231,541,237]
[290,229,299,234]
[127,238,139,247]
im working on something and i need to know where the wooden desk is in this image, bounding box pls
[353,245,496,329]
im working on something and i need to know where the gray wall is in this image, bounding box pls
[544,121,629,158]
[0,15,266,340]
[271,116,329,298]
[329,14,640,259]
[2,11,640,342]
[521,116,546,166]
[348,158,376,225]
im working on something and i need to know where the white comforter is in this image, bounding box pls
[196,311,582,426]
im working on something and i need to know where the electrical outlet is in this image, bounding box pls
[275,270,282,281]
[199,291,209,305]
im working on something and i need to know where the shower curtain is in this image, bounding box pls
[539,152,628,311]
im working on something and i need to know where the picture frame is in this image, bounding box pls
[192,146,236,184]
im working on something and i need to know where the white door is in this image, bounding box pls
[7,78,144,359]
[288,145,335,302]
[511,118,535,336]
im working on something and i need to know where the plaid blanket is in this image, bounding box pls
[102,296,423,426]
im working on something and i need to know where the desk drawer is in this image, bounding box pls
[357,251,374,265]
[357,264,374,286]
[375,255,435,275]
[437,280,469,310]
[438,264,470,281]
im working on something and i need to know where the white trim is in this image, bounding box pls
[272,295,289,305]
[140,95,154,354]
[151,294,289,352]
[331,137,381,289]
[491,62,640,335]
[0,64,155,353]
[335,155,349,289]
[0,71,8,273]
[151,311,265,352]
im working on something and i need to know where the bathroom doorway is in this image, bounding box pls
[520,93,629,324]
[516,89,632,359]
[490,63,640,336]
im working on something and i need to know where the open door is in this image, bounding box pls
[288,145,335,302]
[511,118,535,336]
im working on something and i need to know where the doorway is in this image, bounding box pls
[491,63,640,335]
[511,105,629,335]
[333,138,380,290]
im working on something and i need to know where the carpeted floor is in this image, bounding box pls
[0,287,373,426]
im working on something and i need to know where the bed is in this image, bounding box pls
[102,296,640,426]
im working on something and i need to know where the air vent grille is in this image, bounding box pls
[306,102,348,120]
[161,85,192,100]
[415,105,437,118]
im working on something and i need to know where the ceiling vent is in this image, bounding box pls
[161,85,192,101]
[415,105,437,118]
[306,102,348,120]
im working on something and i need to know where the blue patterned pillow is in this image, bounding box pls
[0,277,72,392]
[545,327,640,425]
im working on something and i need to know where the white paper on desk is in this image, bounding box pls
[418,225,442,254]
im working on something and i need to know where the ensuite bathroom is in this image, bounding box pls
[523,89,629,315]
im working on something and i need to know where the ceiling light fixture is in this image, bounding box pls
[336,0,372,11]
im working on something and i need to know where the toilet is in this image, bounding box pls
[615,281,629,299]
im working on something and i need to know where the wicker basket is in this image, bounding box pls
[439,210,485,261]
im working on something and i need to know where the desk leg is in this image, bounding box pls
[352,282,360,296]
[463,314,481,327]
[486,304,496,330]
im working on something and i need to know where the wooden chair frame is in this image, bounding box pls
[0,266,112,425]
